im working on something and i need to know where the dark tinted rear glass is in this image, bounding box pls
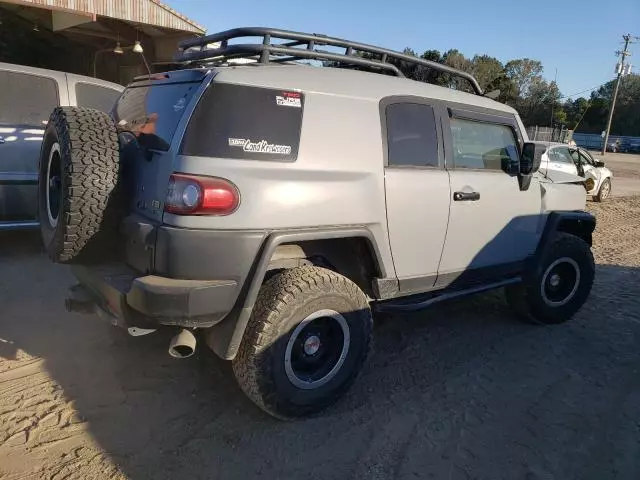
[180,83,304,161]
[75,82,121,113]
[0,70,58,125]
[386,103,439,167]
[113,82,200,151]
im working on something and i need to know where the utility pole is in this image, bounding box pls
[601,34,635,155]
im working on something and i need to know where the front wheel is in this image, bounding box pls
[233,266,372,419]
[594,178,611,202]
[506,233,595,324]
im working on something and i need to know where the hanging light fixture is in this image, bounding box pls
[113,42,124,54]
[133,41,143,53]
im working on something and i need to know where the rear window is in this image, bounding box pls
[75,82,121,113]
[113,82,200,151]
[180,83,304,161]
[0,70,59,126]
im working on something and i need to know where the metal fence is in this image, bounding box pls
[571,133,640,150]
[525,126,571,143]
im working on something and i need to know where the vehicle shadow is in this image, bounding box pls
[1,232,640,479]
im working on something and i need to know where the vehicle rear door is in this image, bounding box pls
[382,98,451,295]
[112,70,207,224]
[437,107,543,288]
[0,68,61,222]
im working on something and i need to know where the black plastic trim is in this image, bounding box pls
[537,211,596,254]
[70,264,238,329]
[205,226,386,360]
[154,226,267,281]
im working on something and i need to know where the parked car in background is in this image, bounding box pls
[605,139,624,153]
[538,142,613,201]
[626,140,640,153]
[0,62,123,231]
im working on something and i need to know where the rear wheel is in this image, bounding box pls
[233,266,372,419]
[38,107,123,263]
[506,233,594,324]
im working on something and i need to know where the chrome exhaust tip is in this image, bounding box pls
[168,329,196,359]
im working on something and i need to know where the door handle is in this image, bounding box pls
[453,191,480,201]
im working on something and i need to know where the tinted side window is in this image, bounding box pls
[75,82,121,113]
[181,84,304,161]
[0,70,58,125]
[450,118,519,171]
[386,103,439,167]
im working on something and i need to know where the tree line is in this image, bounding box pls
[371,48,640,136]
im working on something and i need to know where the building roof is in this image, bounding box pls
[3,0,205,34]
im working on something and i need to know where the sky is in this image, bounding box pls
[166,0,640,99]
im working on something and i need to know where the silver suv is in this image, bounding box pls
[38,28,596,419]
[0,62,123,231]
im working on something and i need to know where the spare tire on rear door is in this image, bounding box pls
[39,107,124,263]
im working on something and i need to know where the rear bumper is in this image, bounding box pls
[69,263,238,328]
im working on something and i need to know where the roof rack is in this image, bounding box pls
[177,27,485,96]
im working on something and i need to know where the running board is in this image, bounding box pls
[376,277,521,313]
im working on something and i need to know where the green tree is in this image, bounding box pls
[504,59,544,98]
[471,55,503,91]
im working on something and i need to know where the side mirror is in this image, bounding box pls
[518,142,545,191]
[520,142,545,175]
[594,160,605,168]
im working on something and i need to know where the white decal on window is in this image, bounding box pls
[276,95,302,108]
[228,138,292,155]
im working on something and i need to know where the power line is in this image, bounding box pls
[559,79,616,99]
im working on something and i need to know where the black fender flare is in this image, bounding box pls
[206,226,387,360]
[525,210,596,278]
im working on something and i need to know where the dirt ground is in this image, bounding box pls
[2,197,640,478]
[588,151,640,197]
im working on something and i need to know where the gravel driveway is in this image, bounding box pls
[1,197,639,480]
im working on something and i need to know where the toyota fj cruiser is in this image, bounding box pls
[38,28,595,419]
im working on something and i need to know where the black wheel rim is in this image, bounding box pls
[284,309,350,390]
[541,257,580,306]
[46,143,62,226]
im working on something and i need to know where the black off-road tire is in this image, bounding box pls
[506,232,595,325]
[233,266,373,420]
[38,107,123,263]
[594,178,611,202]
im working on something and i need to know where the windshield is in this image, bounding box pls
[113,82,200,151]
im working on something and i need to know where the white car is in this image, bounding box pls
[537,142,613,202]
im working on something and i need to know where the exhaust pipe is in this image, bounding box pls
[168,329,197,359]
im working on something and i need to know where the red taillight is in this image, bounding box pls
[165,174,240,215]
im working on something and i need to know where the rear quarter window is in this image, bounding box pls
[113,82,200,151]
[180,83,304,161]
[75,82,122,113]
[0,70,59,126]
